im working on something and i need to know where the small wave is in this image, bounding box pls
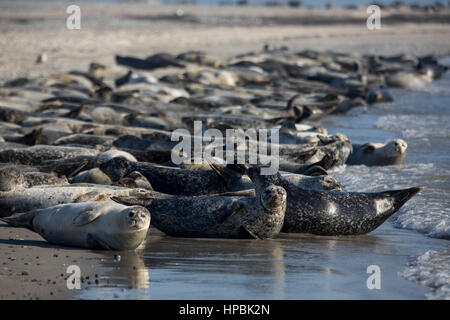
[375,115,450,139]
[330,163,450,240]
[399,249,450,300]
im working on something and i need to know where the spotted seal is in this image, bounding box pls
[0,184,167,217]
[1,201,150,250]
[245,166,422,235]
[346,139,407,166]
[113,184,286,239]
[0,167,68,191]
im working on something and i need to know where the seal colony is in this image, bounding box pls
[0,46,445,249]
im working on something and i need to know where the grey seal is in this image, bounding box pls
[0,184,165,217]
[99,157,249,196]
[346,139,407,166]
[245,166,422,235]
[113,184,286,239]
[1,201,150,250]
[0,167,68,191]
[0,145,99,165]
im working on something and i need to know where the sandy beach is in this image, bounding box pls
[0,1,449,300]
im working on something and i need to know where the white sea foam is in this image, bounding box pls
[375,114,450,139]
[399,250,450,300]
[330,163,450,239]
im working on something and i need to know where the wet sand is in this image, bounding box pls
[1,222,446,300]
[1,1,450,300]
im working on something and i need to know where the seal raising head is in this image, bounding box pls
[347,139,407,166]
[1,201,151,250]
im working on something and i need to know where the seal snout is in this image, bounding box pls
[393,139,407,154]
[261,185,287,212]
[126,207,150,230]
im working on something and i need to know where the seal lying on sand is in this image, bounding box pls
[0,167,68,191]
[0,184,168,217]
[0,145,99,165]
[113,184,287,239]
[99,157,250,195]
[244,166,422,235]
[208,161,342,192]
[346,139,407,166]
[1,201,150,250]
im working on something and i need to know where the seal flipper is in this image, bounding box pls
[111,196,153,207]
[72,207,103,226]
[0,209,40,231]
[86,233,113,250]
[218,201,246,223]
[384,186,424,211]
[301,165,328,176]
[240,225,261,240]
[206,158,246,183]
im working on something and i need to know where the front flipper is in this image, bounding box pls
[86,233,113,250]
[240,225,261,240]
[218,201,246,223]
[72,207,103,226]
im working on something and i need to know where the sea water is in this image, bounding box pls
[319,59,450,299]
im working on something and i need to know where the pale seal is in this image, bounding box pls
[1,201,150,250]
[346,139,407,166]
[113,184,287,239]
[0,184,166,217]
[245,166,422,235]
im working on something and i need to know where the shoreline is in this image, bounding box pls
[0,1,449,300]
[1,222,448,300]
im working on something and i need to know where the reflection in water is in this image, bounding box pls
[96,249,150,290]
[78,225,445,299]
[142,233,286,299]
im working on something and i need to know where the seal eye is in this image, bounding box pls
[128,211,135,218]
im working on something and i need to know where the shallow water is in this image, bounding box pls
[319,65,450,298]
[78,65,450,300]
[78,225,445,300]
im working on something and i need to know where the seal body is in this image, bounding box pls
[247,167,422,235]
[0,167,68,191]
[114,184,287,239]
[1,201,150,250]
[347,139,407,166]
[0,184,158,217]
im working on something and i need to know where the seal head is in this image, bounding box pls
[260,184,287,212]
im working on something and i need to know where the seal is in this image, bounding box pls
[112,184,286,239]
[113,171,153,190]
[245,166,422,235]
[99,157,248,196]
[0,184,165,217]
[69,168,113,185]
[0,145,99,165]
[0,167,68,191]
[1,201,150,250]
[346,139,407,166]
[208,161,342,192]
